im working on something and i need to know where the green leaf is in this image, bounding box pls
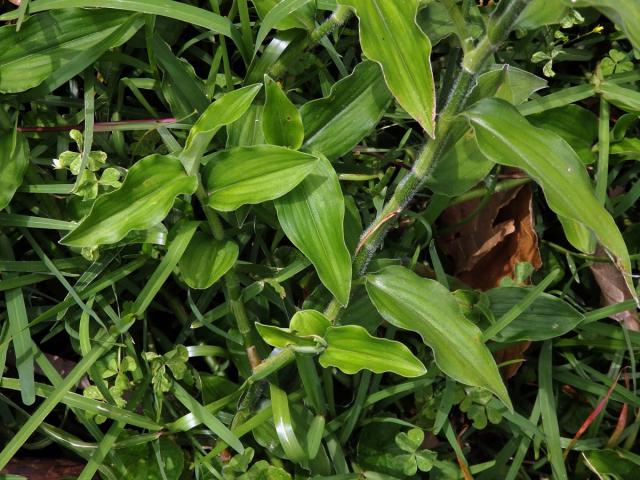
[227,105,266,148]
[290,310,330,337]
[179,232,239,289]
[517,0,569,30]
[252,0,314,31]
[463,98,634,296]
[528,105,598,164]
[172,382,244,453]
[467,64,547,106]
[365,266,511,409]
[255,323,319,350]
[203,145,318,211]
[599,83,640,114]
[300,61,391,161]
[2,0,234,38]
[339,0,436,136]
[319,325,426,377]
[0,129,29,210]
[565,0,640,51]
[61,155,197,247]
[115,437,184,480]
[254,0,312,55]
[583,450,640,478]
[152,34,209,117]
[180,84,262,175]
[0,9,142,93]
[263,75,304,149]
[484,287,585,342]
[275,155,352,305]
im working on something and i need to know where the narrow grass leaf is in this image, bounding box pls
[538,341,569,480]
[253,0,311,56]
[269,382,307,462]
[0,330,116,470]
[0,237,34,406]
[172,382,244,453]
[1,0,234,37]
[0,9,143,94]
[132,221,199,316]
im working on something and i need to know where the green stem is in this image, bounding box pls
[596,98,610,204]
[441,0,473,53]
[353,0,527,275]
[310,5,352,44]
[448,177,531,206]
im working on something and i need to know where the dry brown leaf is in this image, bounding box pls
[438,181,542,379]
[439,183,541,290]
[2,458,93,479]
[590,246,640,331]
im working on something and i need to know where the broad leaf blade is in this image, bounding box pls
[180,84,262,174]
[485,287,585,342]
[179,232,239,289]
[204,145,318,211]
[263,75,304,149]
[365,265,511,408]
[300,61,391,161]
[290,310,330,337]
[61,155,197,247]
[339,0,436,136]
[463,98,634,297]
[275,155,352,305]
[0,9,142,93]
[319,325,426,377]
[0,129,29,210]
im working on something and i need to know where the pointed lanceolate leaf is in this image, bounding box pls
[275,155,352,305]
[365,266,511,408]
[300,61,391,161]
[179,232,239,289]
[0,129,29,210]
[339,0,436,136]
[203,145,318,211]
[180,84,262,174]
[463,98,634,297]
[61,155,197,247]
[263,75,304,149]
[0,9,142,93]
[319,325,426,377]
[563,0,640,51]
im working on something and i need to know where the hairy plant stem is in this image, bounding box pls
[353,0,527,276]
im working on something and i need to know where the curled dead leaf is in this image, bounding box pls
[590,246,640,331]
